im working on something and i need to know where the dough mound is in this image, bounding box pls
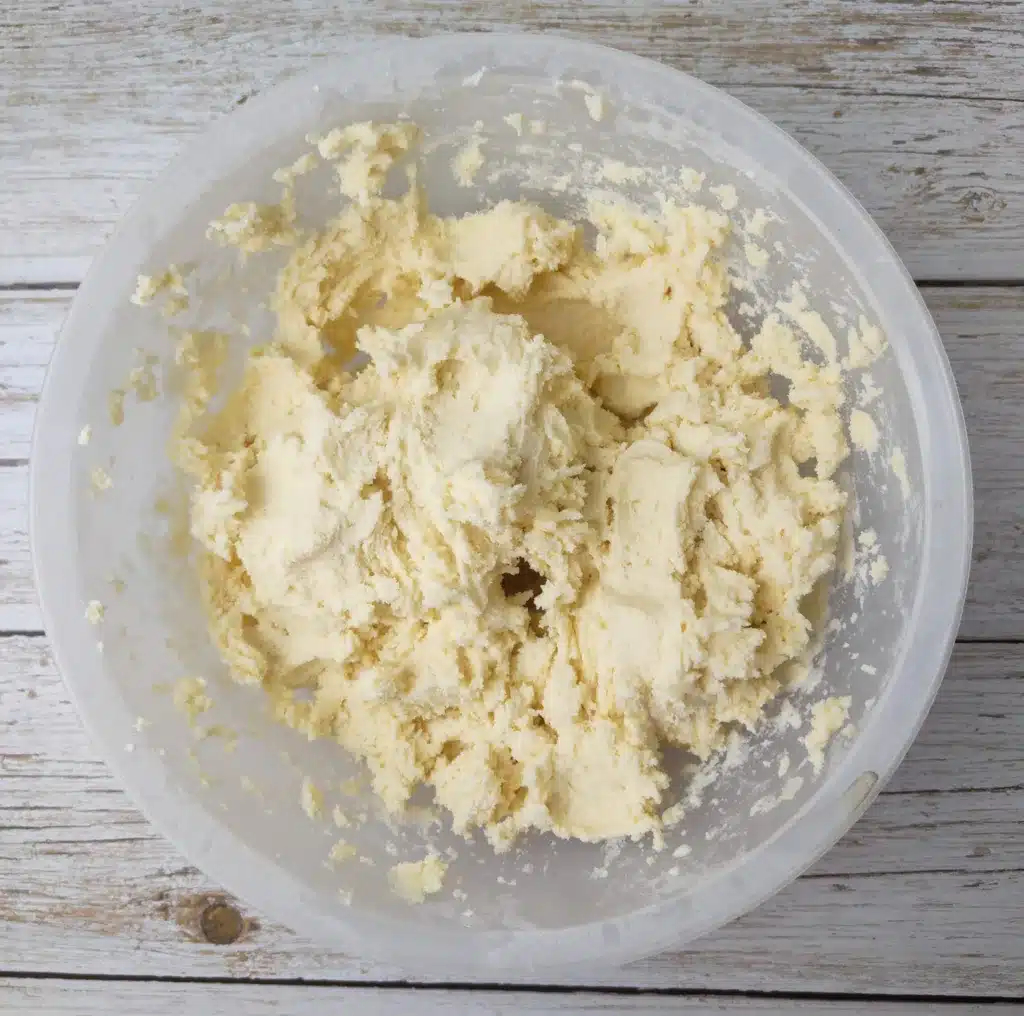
[179,123,847,850]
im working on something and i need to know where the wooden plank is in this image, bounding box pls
[2,980,1019,1016]
[10,90,1021,284]
[0,465,36,634]
[2,286,1021,636]
[940,289,1024,642]
[1,636,1021,992]
[3,980,1017,1016]
[0,288,57,461]
[2,4,1024,281]
[7,1,1022,106]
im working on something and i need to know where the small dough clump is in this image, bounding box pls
[803,695,851,773]
[389,853,448,903]
[175,122,848,851]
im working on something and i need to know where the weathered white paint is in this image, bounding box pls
[1,636,1021,994]
[3,2,1023,1008]
[1,3,1022,281]
[7,979,1021,1016]
[10,0,1021,104]
[4,979,1021,1016]
[2,286,1021,635]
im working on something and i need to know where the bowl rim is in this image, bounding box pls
[30,31,973,975]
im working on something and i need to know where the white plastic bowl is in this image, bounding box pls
[31,34,971,976]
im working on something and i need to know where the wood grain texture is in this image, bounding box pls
[0,464,36,634]
[3,980,1020,1016]
[2,635,1021,994]
[3,2,1023,1004]
[2,3,1023,281]
[6,0,1022,103]
[2,286,1021,635]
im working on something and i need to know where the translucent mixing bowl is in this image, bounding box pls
[31,34,971,975]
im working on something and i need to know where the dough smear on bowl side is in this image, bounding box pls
[169,121,849,853]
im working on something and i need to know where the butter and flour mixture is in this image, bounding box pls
[175,121,848,852]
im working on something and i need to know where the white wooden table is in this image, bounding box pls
[2,3,1022,1013]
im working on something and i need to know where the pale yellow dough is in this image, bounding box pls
[389,853,448,903]
[177,122,848,852]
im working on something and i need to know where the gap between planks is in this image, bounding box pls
[2,977,1021,1016]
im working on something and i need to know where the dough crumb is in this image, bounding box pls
[128,354,160,403]
[389,853,447,903]
[503,112,524,136]
[891,447,911,498]
[78,425,92,446]
[328,839,357,864]
[131,266,189,312]
[744,208,772,238]
[300,777,324,820]
[744,242,768,269]
[803,697,851,773]
[312,121,420,203]
[584,92,605,122]
[859,375,882,405]
[272,151,319,186]
[845,317,888,369]
[599,159,644,185]
[452,136,485,187]
[779,285,838,363]
[851,529,889,588]
[108,389,126,426]
[208,201,297,253]
[679,167,705,192]
[750,775,804,816]
[84,600,104,624]
[90,466,113,493]
[709,183,738,210]
[849,409,879,454]
[172,677,213,724]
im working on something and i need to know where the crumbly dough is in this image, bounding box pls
[172,676,213,723]
[452,135,485,187]
[131,265,190,316]
[849,409,879,453]
[329,839,357,864]
[175,122,849,852]
[300,777,324,820]
[891,446,910,498]
[389,853,448,902]
[90,466,113,493]
[803,695,851,773]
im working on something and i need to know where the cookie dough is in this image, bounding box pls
[389,853,448,903]
[176,122,848,851]
[803,696,851,773]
